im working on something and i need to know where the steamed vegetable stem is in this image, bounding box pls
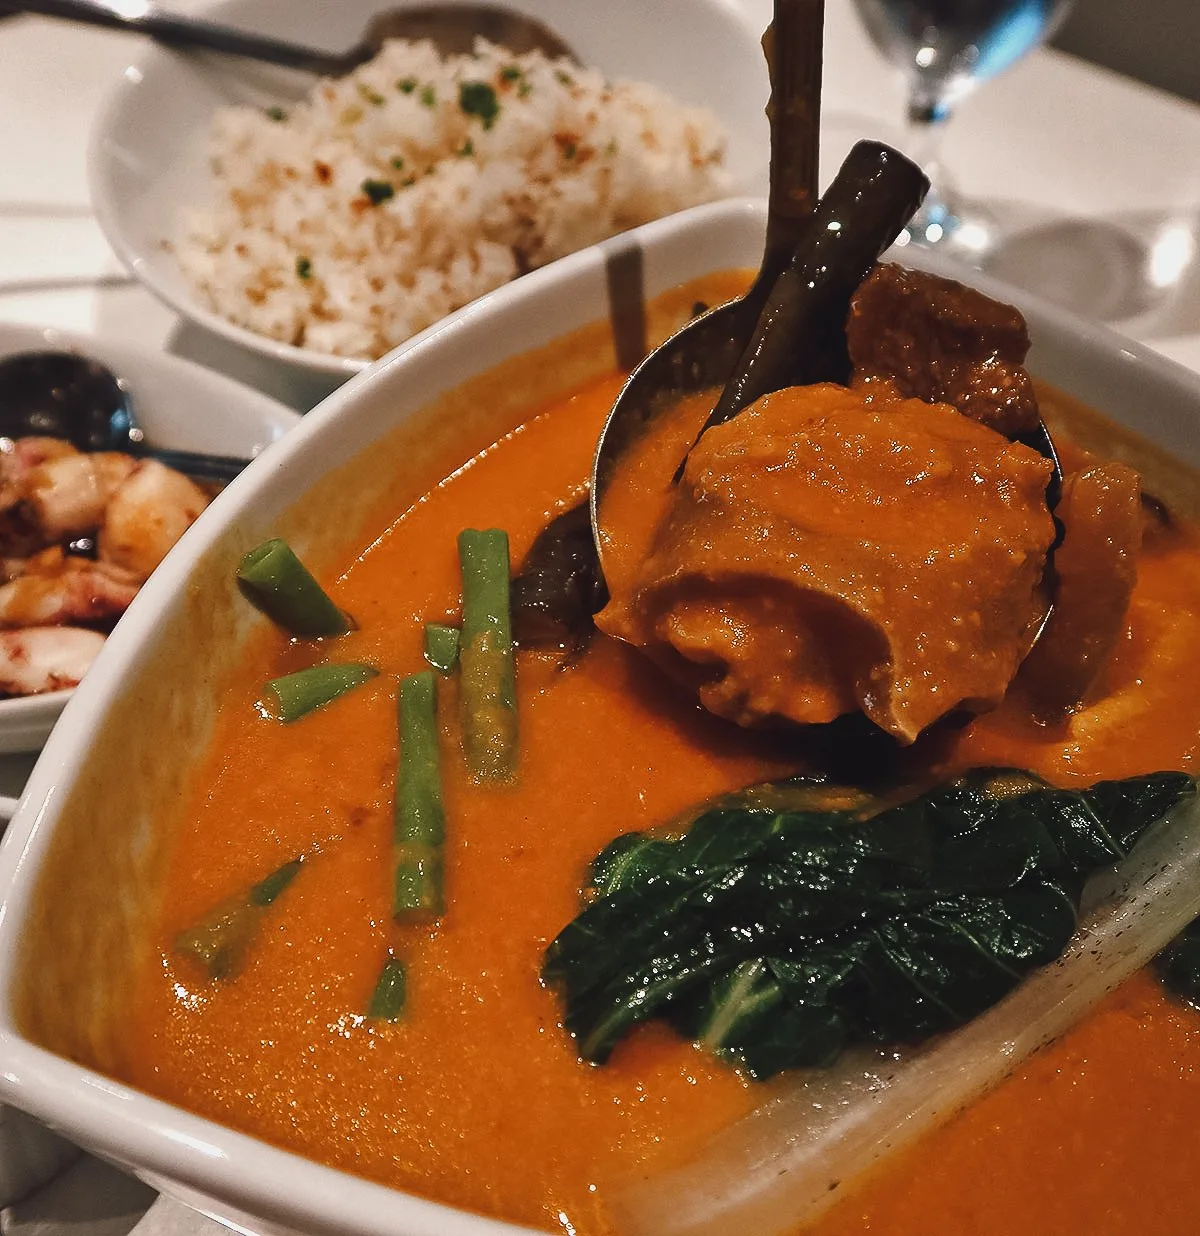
[367,956,408,1021]
[175,857,303,980]
[457,529,517,780]
[394,670,445,918]
[237,538,350,637]
[423,622,461,674]
[265,663,378,723]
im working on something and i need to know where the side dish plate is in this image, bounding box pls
[0,323,300,752]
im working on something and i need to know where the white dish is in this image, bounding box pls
[88,0,771,381]
[0,323,300,752]
[0,199,1197,1236]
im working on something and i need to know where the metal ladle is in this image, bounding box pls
[0,351,254,483]
[2,0,578,71]
[589,0,825,560]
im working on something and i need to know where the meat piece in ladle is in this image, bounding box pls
[846,262,1041,438]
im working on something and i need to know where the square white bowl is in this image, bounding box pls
[0,199,1197,1236]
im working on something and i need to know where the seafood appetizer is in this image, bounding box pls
[0,436,210,696]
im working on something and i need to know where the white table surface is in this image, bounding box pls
[1,2,1200,1231]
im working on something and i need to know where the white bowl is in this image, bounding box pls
[88,0,771,381]
[0,323,300,753]
[0,200,1198,1236]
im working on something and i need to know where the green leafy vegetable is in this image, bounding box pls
[1158,918,1200,1009]
[543,770,1196,1080]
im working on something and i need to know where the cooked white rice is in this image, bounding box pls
[177,39,729,361]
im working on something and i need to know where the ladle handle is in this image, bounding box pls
[700,141,930,438]
[761,0,825,284]
[1,0,347,73]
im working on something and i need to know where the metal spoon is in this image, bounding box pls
[589,0,825,562]
[0,352,253,484]
[4,0,578,72]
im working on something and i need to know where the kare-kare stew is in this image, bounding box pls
[26,257,1200,1236]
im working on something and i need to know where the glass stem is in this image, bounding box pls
[899,104,962,243]
[903,109,954,203]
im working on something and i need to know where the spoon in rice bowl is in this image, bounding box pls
[5,0,579,71]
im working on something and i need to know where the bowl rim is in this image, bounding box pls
[0,321,302,753]
[2,198,1200,1236]
[85,0,767,381]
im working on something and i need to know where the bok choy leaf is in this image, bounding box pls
[542,769,1196,1080]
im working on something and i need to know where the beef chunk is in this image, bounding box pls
[847,263,1041,438]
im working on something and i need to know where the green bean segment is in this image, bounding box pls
[265,663,378,723]
[237,538,350,637]
[423,622,461,674]
[175,857,303,980]
[367,956,407,1021]
[394,670,446,918]
[457,529,517,780]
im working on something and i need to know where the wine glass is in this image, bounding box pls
[852,0,1075,257]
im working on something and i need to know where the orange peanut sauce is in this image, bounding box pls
[124,370,1200,1235]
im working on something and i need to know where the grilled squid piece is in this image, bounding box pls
[0,627,106,696]
[0,557,140,628]
[98,460,210,582]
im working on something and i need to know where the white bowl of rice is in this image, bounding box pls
[90,0,770,379]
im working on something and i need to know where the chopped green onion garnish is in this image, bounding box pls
[458,81,499,129]
[361,179,395,205]
[264,664,378,723]
[424,623,461,674]
[295,256,313,280]
[366,956,407,1020]
[397,76,417,93]
[419,85,436,107]
[265,105,288,122]
[237,538,349,637]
